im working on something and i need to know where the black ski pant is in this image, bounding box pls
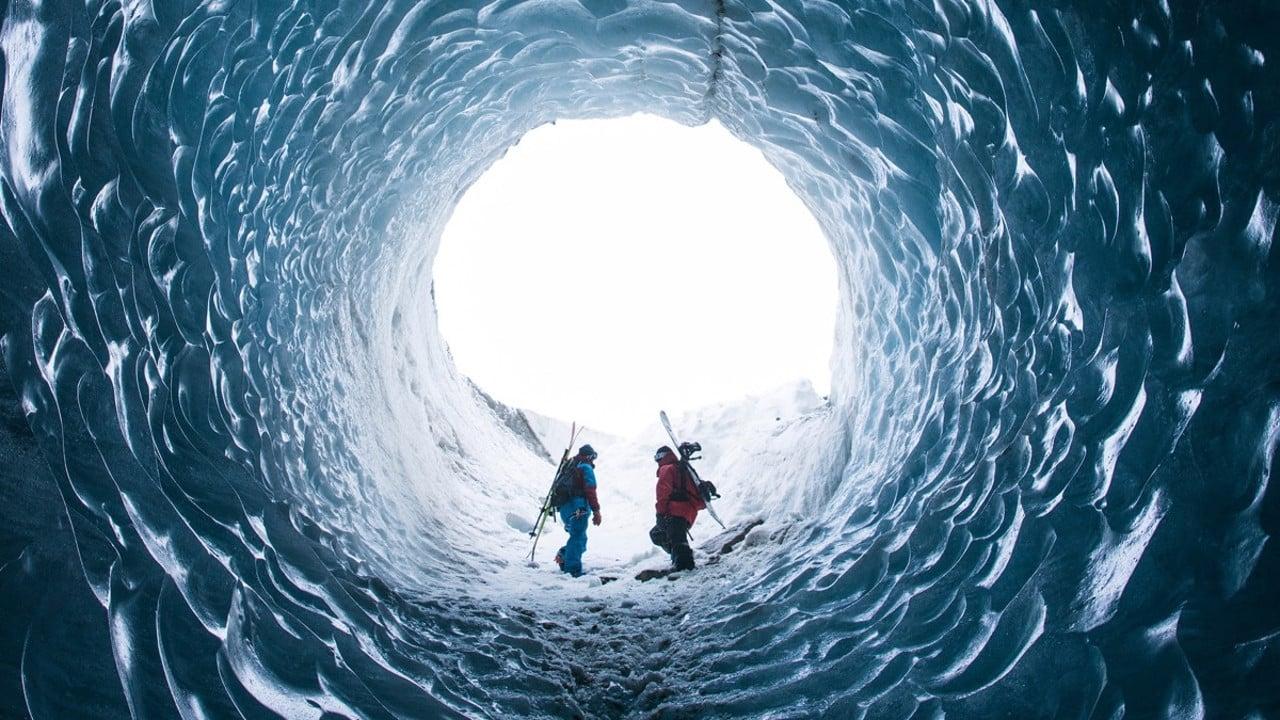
[650,514,694,570]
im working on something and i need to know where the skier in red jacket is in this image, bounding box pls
[649,445,706,570]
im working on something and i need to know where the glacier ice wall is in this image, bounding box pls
[1,0,1278,717]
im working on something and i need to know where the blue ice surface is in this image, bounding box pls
[0,0,1277,718]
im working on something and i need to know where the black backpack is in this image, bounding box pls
[549,462,584,509]
[669,462,695,502]
[670,461,719,503]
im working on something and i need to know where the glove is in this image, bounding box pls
[592,510,602,526]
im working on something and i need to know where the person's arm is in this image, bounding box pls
[655,465,674,516]
[580,464,600,513]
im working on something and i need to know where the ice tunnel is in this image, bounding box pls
[1,0,1278,717]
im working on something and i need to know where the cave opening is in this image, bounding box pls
[423,112,845,578]
[432,114,839,437]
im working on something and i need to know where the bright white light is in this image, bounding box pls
[434,115,837,436]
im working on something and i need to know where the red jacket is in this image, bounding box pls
[655,455,705,526]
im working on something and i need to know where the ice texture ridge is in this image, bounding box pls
[1,0,1278,718]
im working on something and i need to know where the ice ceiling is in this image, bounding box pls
[0,0,1277,718]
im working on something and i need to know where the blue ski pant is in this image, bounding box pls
[557,504,590,576]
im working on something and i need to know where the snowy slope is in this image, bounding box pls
[502,380,832,586]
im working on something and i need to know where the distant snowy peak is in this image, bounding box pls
[523,379,825,448]
[670,379,826,432]
[519,409,625,463]
[726,378,825,417]
[469,380,553,461]
[656,380,828,469]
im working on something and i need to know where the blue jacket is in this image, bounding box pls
[562,461,599,513]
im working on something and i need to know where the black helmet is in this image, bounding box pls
[579,444,598,460]
[654,445,674,462]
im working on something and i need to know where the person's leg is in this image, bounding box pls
[666,517,694,570]
[562,508,590,576]
[555,506,573,569]
[650,515,672,554]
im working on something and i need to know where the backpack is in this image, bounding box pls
[670,461,718,504]
[549,462,585,509]
[668,462,699,502]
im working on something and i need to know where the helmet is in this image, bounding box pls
[654,445,674,462]
[579,444,598,460]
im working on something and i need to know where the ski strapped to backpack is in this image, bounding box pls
[659,411,726,529]
[527,422,580,563]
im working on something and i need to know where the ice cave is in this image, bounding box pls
[0,0,1277,718]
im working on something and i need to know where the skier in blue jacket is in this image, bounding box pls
[555,445,602,576]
